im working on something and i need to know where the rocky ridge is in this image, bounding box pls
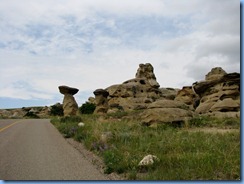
[92,64,240,125]
[0,64,239,123]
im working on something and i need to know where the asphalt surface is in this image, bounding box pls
[0,119,109,180]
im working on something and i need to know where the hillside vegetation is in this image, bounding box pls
[51,111,240,180]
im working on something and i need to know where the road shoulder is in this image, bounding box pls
[65,138,124,180]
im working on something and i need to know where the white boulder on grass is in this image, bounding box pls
[138,154,159,166]
[78,122,85,127]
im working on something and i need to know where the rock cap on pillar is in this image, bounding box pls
[59,85,79,95]
[93,89,109,97]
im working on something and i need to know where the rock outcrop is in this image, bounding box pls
[159,87,179,100]
[87,64,239,122]
[106,63,162,112]
[135,63,160,88]
[93,89,109,114]
[175,86,200,109]
[58,85,79,116]
[193,68,240,118]
[141,99,194,126]
[0,106,51,118]
[205,67,227,81]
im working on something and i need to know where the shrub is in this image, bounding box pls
[24,111,40,119]
[50,103,64,116]
[79,102,96,114]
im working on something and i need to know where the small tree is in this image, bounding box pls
[79,102,96,114]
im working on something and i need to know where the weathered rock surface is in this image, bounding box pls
[106,79,161,111]
[59,85,79,95]
[58,85,79,116]
[193,68,240,118]
[93,89,109,114]
[88,97,96,104]
[205,67,227,81]
[175,86,200,109]
[135,63,160,88]
[105,63,163,112]
[63,94,79,116]
[159,88,179,100]
[141,99,194,126]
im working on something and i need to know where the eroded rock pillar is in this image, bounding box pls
[93,89,109,114]
[58,85,79,116]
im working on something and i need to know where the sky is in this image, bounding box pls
[0,0,240,109]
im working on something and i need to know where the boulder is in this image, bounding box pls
[58,85,79,116]
[138,155,159,172]
[93,89,109,114]
[78,122,85,127]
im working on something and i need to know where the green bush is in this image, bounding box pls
[79,102,96,114]
[24,111,40,119]
[50,104,64,116]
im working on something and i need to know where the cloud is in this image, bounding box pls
[0,0,240,108]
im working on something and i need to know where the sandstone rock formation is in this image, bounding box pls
[193,68,240,118]
[106,63,162,112]
[205,67,227,81]
[159,87,179,100]
[141,99,194,126]
[58,85,79,116]
[88,97,96,104]
[135,63,160,88]
[87,64,239,123]
[174,86,200,109]
[93,89,109,114]
[0,107,51,119]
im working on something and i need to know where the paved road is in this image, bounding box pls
[0,119,109,180]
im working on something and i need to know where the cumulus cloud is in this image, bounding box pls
[0,0,240,108]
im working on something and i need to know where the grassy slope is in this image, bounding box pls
[51,112,240,180]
